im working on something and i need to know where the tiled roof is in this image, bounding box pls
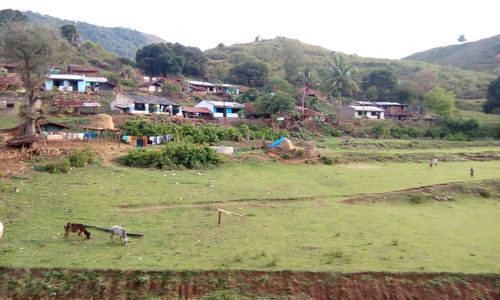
[68,65,98,72]
[183,107,212,114]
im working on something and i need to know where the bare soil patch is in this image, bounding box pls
[1,266,498,299]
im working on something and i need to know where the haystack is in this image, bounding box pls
[90,114,114,130]
[279,138,295,151]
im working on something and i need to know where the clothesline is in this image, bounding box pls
[44,132,99,141]
[121,134,173,148]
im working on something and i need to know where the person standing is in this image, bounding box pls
[470,167,474,178]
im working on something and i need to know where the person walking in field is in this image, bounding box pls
[470,167,474,178]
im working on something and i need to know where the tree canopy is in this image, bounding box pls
[424,87,456,118]
[135,42,206,77]
[0,9,27,26]
[361,69,397,100]
[0,22,67,135]
[229,60,269,87]
[483,76,500,114]
[255,91,296,115]
[60,24,78,44]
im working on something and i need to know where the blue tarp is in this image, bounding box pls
[267,137,288,148]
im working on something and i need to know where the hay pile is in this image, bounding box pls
[90,114,114,129]
[279,139,295,151]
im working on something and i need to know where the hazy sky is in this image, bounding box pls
[3,0,499,59]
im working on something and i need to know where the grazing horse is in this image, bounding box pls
[109,225,129,245]
[64,222,91,241]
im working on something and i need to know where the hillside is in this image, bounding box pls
[404,35,500,75]
[25,11,165,59]
[204,37,496,99]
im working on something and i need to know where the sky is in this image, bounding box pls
[2,0,499,59]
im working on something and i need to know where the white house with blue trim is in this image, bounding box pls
[45,74,108,93]
[194,100,244,118]
[111,94,182,115]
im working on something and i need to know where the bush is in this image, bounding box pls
[479,190,491,198]
[122,143,222,169]
[68,148,94,168]
[44,158,71,174]
[410,194,426,204]
[321,156,333,165]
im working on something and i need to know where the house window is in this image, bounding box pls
[371,112,377,116]
[215,107,225,113]
[357,111,363,116]
[53,80,63,87]
[134,103,145,111]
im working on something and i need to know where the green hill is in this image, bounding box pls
[204,37,495,99]
[25,11,165,59]
[404,35,500,75]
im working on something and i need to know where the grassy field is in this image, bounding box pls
[458,110,500,126]
[0,114,20,129]
[0,156,499,273]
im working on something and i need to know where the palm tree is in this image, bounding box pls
[298,66,319,120]
[324,55,359,124]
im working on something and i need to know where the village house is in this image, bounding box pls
[138,82,162,93]
[44,65,108,93]
[182,106,213,118]
[111,94,182,115]
[339,105,385,121]
[194,100,244,118]
[185,80,241,95]
[95,81,118,92]
[67,65,99,77]
[53,99,102,115]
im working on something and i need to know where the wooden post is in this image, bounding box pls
[217,209,245,226]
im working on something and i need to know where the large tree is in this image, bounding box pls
[60,24,78,44]
[483,76,500,114]
[254,91,295,116]
[324,55,358,124]
[229,60,269,87]
[135,42,206,77]
[361,69,397,100]
[424,87,456,118]
[0,22,66,135]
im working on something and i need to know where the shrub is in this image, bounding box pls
[122,143,222,169]
[68,148,94,168]
[321,156,333,165]
[410,194,426,204]
[479,190,491,198]
[44,158,71,174]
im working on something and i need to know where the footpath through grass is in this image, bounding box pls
[0,159,499,273]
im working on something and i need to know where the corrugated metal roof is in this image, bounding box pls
[185,80,216,87]
[349,105,385,112]
[203,101,244,108]
[123,94,180,106]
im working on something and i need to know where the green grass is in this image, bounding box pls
[0,159,499,273]
[458,110,500,126]
[0,114,20,129]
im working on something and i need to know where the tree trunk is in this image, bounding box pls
[21,118,36,136]
[336,91,343,125]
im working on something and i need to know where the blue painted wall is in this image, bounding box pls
[78,81,85,92]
